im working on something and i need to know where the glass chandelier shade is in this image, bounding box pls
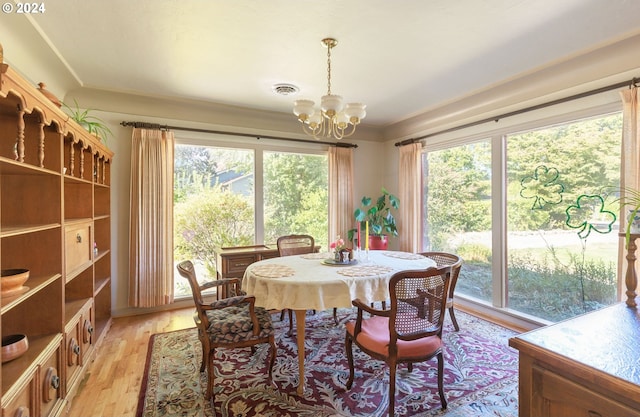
[293,38,366,140]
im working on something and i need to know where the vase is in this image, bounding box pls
[368,235,388,250]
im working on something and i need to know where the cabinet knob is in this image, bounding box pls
[13,406,29,417]
[76,233,82,243]
[43,367,59,402]
[51,374,60,389]
[68,338,80,366]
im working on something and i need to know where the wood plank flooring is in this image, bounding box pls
[65,308,194,417]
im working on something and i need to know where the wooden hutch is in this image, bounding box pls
[510,234,640,416]
[0,45,113,416]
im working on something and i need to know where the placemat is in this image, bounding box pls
[337,265,394,277]
[382,251,425,260]
[250,264,295,278]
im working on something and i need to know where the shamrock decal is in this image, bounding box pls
[520,165,565,209]
[565,194,616,239]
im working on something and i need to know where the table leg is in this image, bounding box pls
[294,309,306,396]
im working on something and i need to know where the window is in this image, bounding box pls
[422,140,493,303]
[173,142,328,298]
[506,114,621,321]
[422,111,623,324]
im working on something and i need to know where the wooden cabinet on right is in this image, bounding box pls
[510,301,640,417]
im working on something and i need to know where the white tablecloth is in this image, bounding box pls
[242,250,436,311]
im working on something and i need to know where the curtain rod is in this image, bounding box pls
[119,121,358,148]
[395,76,640,147]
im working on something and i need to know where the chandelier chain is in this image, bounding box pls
[326,41,332,95]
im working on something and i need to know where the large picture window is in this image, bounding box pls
[422,111,623,324]
[173,143,328,298]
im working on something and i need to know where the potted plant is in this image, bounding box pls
[615,186,640,247]
[348,188,400,250]
[63,99,113,144]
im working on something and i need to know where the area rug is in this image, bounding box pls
[137,310,519,417]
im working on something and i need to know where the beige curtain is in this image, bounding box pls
[328,147,354,249]
[398,142,423,252]
[619,87,640,296]
[620,87,640,224]
[128,128,175,307]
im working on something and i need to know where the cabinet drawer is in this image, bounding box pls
[225,255,258,276]
[65,222,92,275]
[534,366,640,417]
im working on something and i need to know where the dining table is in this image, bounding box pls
[242,249,437,395]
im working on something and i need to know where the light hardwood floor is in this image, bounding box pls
[65,307,195,417]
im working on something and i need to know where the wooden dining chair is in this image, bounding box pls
[176,260,276,402]
[276,234,339,335]
[345,266,452,417]
[418,252,463,331]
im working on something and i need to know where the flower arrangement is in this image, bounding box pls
[329,235,352,263]
[329,236,346,253]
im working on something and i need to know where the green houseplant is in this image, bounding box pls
[63,99,112,144]
[348,188,400,250]
[615,186,640,247]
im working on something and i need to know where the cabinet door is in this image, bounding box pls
[80,303,94,361]
[533,366,640,417]
[65,319,82,390]
[39,343,63,417]
[1,374,34,417]
[65,222,92,276]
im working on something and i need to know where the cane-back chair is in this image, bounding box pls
[276,234,339,335]
[176,260,276,402]
[419,252,463,331]
[345,266,452,417]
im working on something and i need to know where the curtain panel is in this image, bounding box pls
[128,128,175,307]
[620,87,640,295]
[398,142,423,252]
[328,147,354,249]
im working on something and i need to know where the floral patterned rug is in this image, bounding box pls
[137,310,519,417]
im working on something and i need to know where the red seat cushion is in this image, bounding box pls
[346,316,441,359]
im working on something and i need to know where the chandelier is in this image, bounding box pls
[293,38,366,140]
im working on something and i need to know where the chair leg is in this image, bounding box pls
[449,306,460,331]
[388,360,397,417]
[345,333,355,389]
[437,351,448,409]
[198,330,206,372]
[333,308,339,325]
[205,347,215,400]
[267,336,277,385]
[280,309,286,321]
[287,309,294,336]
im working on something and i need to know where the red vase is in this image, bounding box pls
[368,235,388,250]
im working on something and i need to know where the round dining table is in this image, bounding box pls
[242,249,436,395]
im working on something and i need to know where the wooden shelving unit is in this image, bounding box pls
[0,45,114,416]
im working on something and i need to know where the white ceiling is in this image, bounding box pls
[16,0,640,128]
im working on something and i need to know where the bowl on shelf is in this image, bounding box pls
[1,334,29,363]
[1,268,30,297]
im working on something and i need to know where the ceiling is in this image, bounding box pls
[12,0,640,130]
